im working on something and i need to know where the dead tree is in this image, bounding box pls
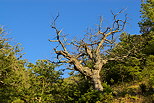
[49,10,127,92]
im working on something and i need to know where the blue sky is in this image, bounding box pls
[1,0,141,64]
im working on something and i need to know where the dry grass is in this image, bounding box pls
[112,80,154,103]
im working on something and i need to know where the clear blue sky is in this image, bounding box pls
[1,0,141,64]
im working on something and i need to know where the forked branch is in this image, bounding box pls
[50,11,128,92]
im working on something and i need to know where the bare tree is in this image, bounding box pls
[49,10,127,92]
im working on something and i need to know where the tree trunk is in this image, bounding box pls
[91,70,103,91]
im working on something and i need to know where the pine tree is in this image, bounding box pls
[139,0,154,34]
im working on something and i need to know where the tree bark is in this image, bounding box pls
[90,70,103,91]
[92,77,103,91]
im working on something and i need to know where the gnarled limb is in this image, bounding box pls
[50,11,128,92]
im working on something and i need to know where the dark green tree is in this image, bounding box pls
[102,33,144,84]
[139,0,154,34]
[26,60,63,102]
[139,0,154,55]
[0,27,30,103]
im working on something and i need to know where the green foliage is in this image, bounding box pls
[139,0,154,34]
[55,77,92,102]
[12,99,25,103]
[26,60,63,102]
[0,28,29,103]
[45,75,114,103]
[141,55,154,87]
[103,57,142,84]
[113,33,145,58]
[78,90,113,103]
[103,32,149,85]
[0,29,64,103]
[143,35,154,55]
[139,0,154,55]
